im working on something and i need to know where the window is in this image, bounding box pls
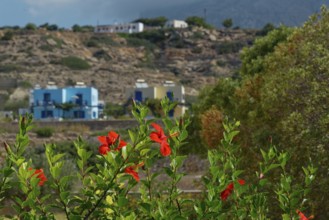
[74,110,85,119]
[135,91,142,102]
[75,94,83,105]
[43,93,51,102]
[166,91,174,101]
[41,110,53,118]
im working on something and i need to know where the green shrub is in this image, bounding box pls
[34,127,54,138]
[133,16,168,27]
[214,41,245,54]
[0,104,316,219]
[0,64,23,73]
[131,30,166,45]
[185,16,213,29]
[93,50,112,61]
[60,56,91,70]
[192,31,204,40]
[222,18,233,28]
[18,81,33,89]
[25,23,37,30]
[1,31,14,41]
[126,37,156,51]
[39,45,54,51]
[85,40,99,47]
[87,35,118,47]
[191,47,203,54]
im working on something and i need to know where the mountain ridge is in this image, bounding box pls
[142,0,328,28]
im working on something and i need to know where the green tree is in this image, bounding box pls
[103,103,125,118]
[133,16,168,27]
[47,24,58,31]
[222,18,233,28]
[240,25,292,76]
[257,23,276,36]
[25,23,37,30]
[191,6,329,218]
[72,24,82,32]
[185,16,212,29]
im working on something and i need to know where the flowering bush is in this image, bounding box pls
[0,98,316,219]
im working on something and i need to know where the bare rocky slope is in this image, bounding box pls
[0,28,257,105]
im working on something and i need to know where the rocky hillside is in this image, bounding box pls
[0,27,257,106]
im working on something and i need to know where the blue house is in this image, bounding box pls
[32,82,99,120]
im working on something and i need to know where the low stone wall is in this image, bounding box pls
[0,119,140,133]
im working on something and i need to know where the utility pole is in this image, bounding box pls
[204,8,207,22]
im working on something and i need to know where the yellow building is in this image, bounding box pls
[125,79,187,117]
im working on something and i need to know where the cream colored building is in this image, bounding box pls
[164,20,188,29]
[95,22,144,34]
[125,79,187,117]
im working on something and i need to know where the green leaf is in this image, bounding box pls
[59,176,71,188]
[128,130,137,143]
[140,202,151,213]
[60,191,70,203]
[118,196,128,207]
[52,153,65,163]
[121,146,128,160]
[163,167,174,178]
[264,163,281,174]
[3,167,14,177]
[178,130,188,141]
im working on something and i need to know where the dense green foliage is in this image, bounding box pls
[24,23,37,30]
[59,56,91,70]
[0,103,315,219]
[1,31,14,41]
[185,16,213,29]
[34,127,54,138]
[191,6,329,218]
[72,24,94,32]
[222,18,233,28]
[133,16,168,27]
[103,103,126,118]
[0,64,23,73]
[240,25,292,76]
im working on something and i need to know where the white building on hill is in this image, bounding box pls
[164,20,188,29]
[94,22,144,34]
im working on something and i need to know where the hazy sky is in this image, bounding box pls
[0,0,201,27]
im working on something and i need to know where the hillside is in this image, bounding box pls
[0,27,257,108]
[142,0,328,28]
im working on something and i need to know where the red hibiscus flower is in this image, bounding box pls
[150,123,171,156]
[296,210,314,220]
[124,162,144,182]
[98,131,127,155]
[220,179,245,201]
[29,168,47,186]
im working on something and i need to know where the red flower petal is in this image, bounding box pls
[227,182,234,190]
[150,132,163,143]
[238,179,246,185]
[97,136,108,145]
[160,141,171,156]
[220,188,232,201]
[296,210,311,220]
[116,140,127,150]
[151,123,164,134]
[30,168,47,186]
[125,167,140,182]
[99,145,110,155]
[108,131,119,142]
